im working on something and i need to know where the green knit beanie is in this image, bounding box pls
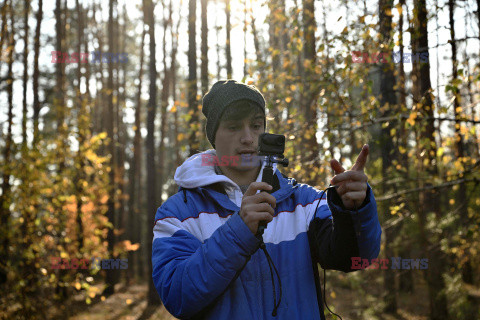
[202,80,266,148]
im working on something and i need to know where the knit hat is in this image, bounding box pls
[202,80,266,148]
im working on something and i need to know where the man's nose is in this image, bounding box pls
[240,126,254,144]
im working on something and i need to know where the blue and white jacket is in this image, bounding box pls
[152,149,382,319]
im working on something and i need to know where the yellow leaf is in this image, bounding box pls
[330,291,336,299]
[449,199,455,205]
[437,147,444,157]
[290,85,297,91]
[101,296,106,301]
[285,97,292,103]
[75,282,81,290]
[126,299,132,305]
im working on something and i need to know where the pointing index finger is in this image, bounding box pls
[351,144,369,171]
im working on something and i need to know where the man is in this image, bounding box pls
[152,80,381,319]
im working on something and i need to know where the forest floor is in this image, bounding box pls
[61,271,430,320]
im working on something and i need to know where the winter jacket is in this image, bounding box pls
[152,149,382,319]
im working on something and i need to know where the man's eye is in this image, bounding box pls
[253,124,262,130]
[228,126,238,130]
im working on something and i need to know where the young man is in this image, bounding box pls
[152,80,381,319]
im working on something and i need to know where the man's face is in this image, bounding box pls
[214,112,265,172]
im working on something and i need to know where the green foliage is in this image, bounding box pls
[0,122,111,318]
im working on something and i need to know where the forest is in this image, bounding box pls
[0,0,479,319]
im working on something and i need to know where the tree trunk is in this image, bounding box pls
[379,0,398,313]
[32,0,43,145]
[104,0,118,297]
[448,1,476,319]
[171,2,181,168]
[225,0,232,78]
[215,0,221,79]
[397,0,413,294]
[0,3,7,53]
[268,0,280,72]
[74,0,85,253]
[201,0,208,94]
[0,0,14,285]
[477,0,480,69]
[243,0,247,78]
[302,0,320,185]
[413,0,448,319]
[22,0,31,150]
[55,0,66,137]
[250,0,263,70]
[188,0,199,156]
[116,4,127,270]
[143,0,161,305]
[127,23,146,283]
[157,1,172,274]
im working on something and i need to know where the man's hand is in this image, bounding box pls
[239,182,277,234]
[330,144,369,210]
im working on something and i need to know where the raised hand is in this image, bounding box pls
[239,182,277,234]
[330,144,369,210]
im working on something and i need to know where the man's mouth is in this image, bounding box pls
[241,153,253,159]
[238,151,256,158]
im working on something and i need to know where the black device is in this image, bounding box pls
[256,133,289,238]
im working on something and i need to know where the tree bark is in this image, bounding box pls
[448,1,476,319]
[397,0,414,294]
[22,0,31,150]
[104,0,118,297]
[143,0,161,305]
[32,0,43,145]
[225,0,232,78]
[379,0,397,313]
[55,0,66,134]
[127,23,146,284]
[75,0,85,253]
[302,0,320,185]
[171,1,181,168]
[413,0,448,319]
[188,0,199,156]
[0,0,14,285]
[201,0,208,94]
[250,0,263,69]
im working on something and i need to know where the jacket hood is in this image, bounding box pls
[174,149,241,190]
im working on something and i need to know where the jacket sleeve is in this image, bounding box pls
[151,201,260,318]
[307,183,381,272]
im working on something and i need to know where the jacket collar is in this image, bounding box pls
[182,169,297,211]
